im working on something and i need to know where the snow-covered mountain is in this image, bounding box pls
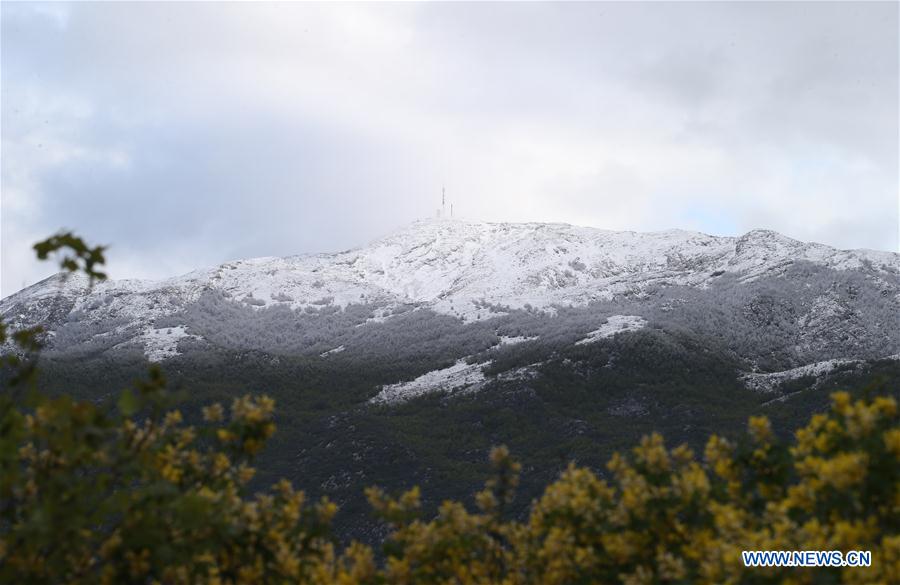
[5,219,898,323]
[2,219,899,399]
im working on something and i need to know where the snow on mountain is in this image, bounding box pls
[740,358,862,393]
[497,335,539,346]
[372,314,650,404]
[137,326,198,362]
[319,345,346,358]
[575,315,647,345]
[2,219,898,363]
[371,359,489,405]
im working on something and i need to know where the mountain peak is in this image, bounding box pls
[738,228,802,244]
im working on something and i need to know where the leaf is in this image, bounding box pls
[118,389,138,417]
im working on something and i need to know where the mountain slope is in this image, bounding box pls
[3,219,898,366]
[0,219,897,410]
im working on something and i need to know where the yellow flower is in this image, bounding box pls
[212,453,230,475]
[620,564,653,585]
[160,463,182,483]
[634,433,670,473]
[748,415,773,444]
[99,533,122,559]
[237,464,256,485]
[832,391,852,415]
[884,428,900,458]
[656,548,687,580]
[203,403,224,422]
[197,486,217,501]
[243,438,262,455]
[873,396,897,417]
[845,403,878,439]
[600,532,627,563]
[163,410,183,427]
[816,452,868,490]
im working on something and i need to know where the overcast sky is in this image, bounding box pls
[2,1,898,297]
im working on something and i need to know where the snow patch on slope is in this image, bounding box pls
[740,359,860,393]
[140,326,196,362]
[497,335,539,347]
[576,315,647,345]
[371,359,490,404]
[320,345,346,357]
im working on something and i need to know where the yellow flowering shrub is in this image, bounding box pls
[0,368,337,584]
[361,446,521,584]
[357,392,898,585]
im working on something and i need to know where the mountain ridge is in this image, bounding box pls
[3,219,898,388]
[5,218,898,310]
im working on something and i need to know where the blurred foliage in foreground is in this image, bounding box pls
[1,234,898,584]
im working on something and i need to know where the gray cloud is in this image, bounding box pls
[2,1,897,297]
